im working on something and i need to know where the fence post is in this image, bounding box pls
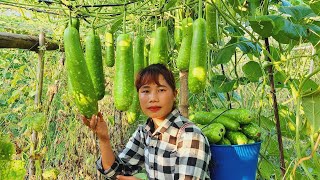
[29,31,45,179]
[179,71,189,117]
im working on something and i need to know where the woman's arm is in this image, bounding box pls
[82,112,115,170]
[83,113,145,177]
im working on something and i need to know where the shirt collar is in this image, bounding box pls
[144,109,180,136]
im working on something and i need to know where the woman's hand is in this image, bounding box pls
[116,175,140,180]
[82,112,109,141]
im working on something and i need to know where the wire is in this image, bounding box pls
[201,109,231,130]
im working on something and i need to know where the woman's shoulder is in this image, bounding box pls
[173,115,203,135]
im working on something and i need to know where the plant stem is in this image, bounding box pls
[257,77,267,126]
[299,67,320,90]
[123,4,126,34]
[265,37,286,176]
[198,0,202,19]
[220,64,232,109]
[210,0,276,64]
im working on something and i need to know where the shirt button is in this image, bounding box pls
[150,164,154,169]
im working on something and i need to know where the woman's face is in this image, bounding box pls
[138,74,176,121]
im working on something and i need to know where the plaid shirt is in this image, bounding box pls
[96,109,211,179]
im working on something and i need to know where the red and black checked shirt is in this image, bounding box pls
[96,109,211,179]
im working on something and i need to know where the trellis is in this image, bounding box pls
[0,31,60,178]
[1,0,320,179]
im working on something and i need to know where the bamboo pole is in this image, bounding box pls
[0,32,59,51]
[29,32,45,179]
[179,71,189,117]
[264,38,286,176]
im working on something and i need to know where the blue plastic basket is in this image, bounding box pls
[210,142,262,180]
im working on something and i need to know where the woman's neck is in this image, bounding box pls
[152,118,164,129]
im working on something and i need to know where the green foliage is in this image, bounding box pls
[0,134,25,180]
[0,160,26,180]
[249,16,275,38]
[237,37,262,57]
[1,0,320,179]
[309,0,320,15]
[42,168,60,180]
[212,38,237,66]
[302,90,320,133]
[21,112,47,132]
[242,61,263,82]
[210,75,237,93]
[0,135,15,161]
[278,5,316,22]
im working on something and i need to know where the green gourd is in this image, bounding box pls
[216,137,231,145]
[64,26,98,118]
[174,11,183,47]
[114,34,134,111]
[71,18,80,31]
[127,36,145,124]
[241,123,261,141]
[148,31,156,65]
[206,1,218,44]
[202,122,225,144]
[226,131,248,145]
[85,28,105,100]
[150,27,169,65]
[105,32,115,67]
[211,108,254,124]
[190,111,240,131]
[177,17,193,71]
[188,18,207,93]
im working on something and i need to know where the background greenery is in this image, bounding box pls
[0,0,319,179]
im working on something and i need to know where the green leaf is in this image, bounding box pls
[273,71,288,88]
[1,160,26,180]
[42,168,60,180]
[302,90,320,133]
[210,75,237,93]
[237,37,262,57]
[306,24,320,50]
[258,159,280,180]
[212,39,237,66]
[302,160,320,178]
[309,0,320,15]
[291,79,319,95]
[272,30,293,44]
[269,46,281,61]
[312,20,320,27]
[249,15,275,38]
[21,112,47,132]
[278,105,296,138]
[163,0,177,11]
[110,17,123,33]
[227,0,249,16]
[242,61,263,82]
[224,26,245,36]
[259,115,275,131]
[238,77,250,85]
[0,100,6,106]
[278,5,316,22]
[0,137,15,161]
[270,15,308,41]
[107,115,115,126]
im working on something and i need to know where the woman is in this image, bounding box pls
[82,63,211,179]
